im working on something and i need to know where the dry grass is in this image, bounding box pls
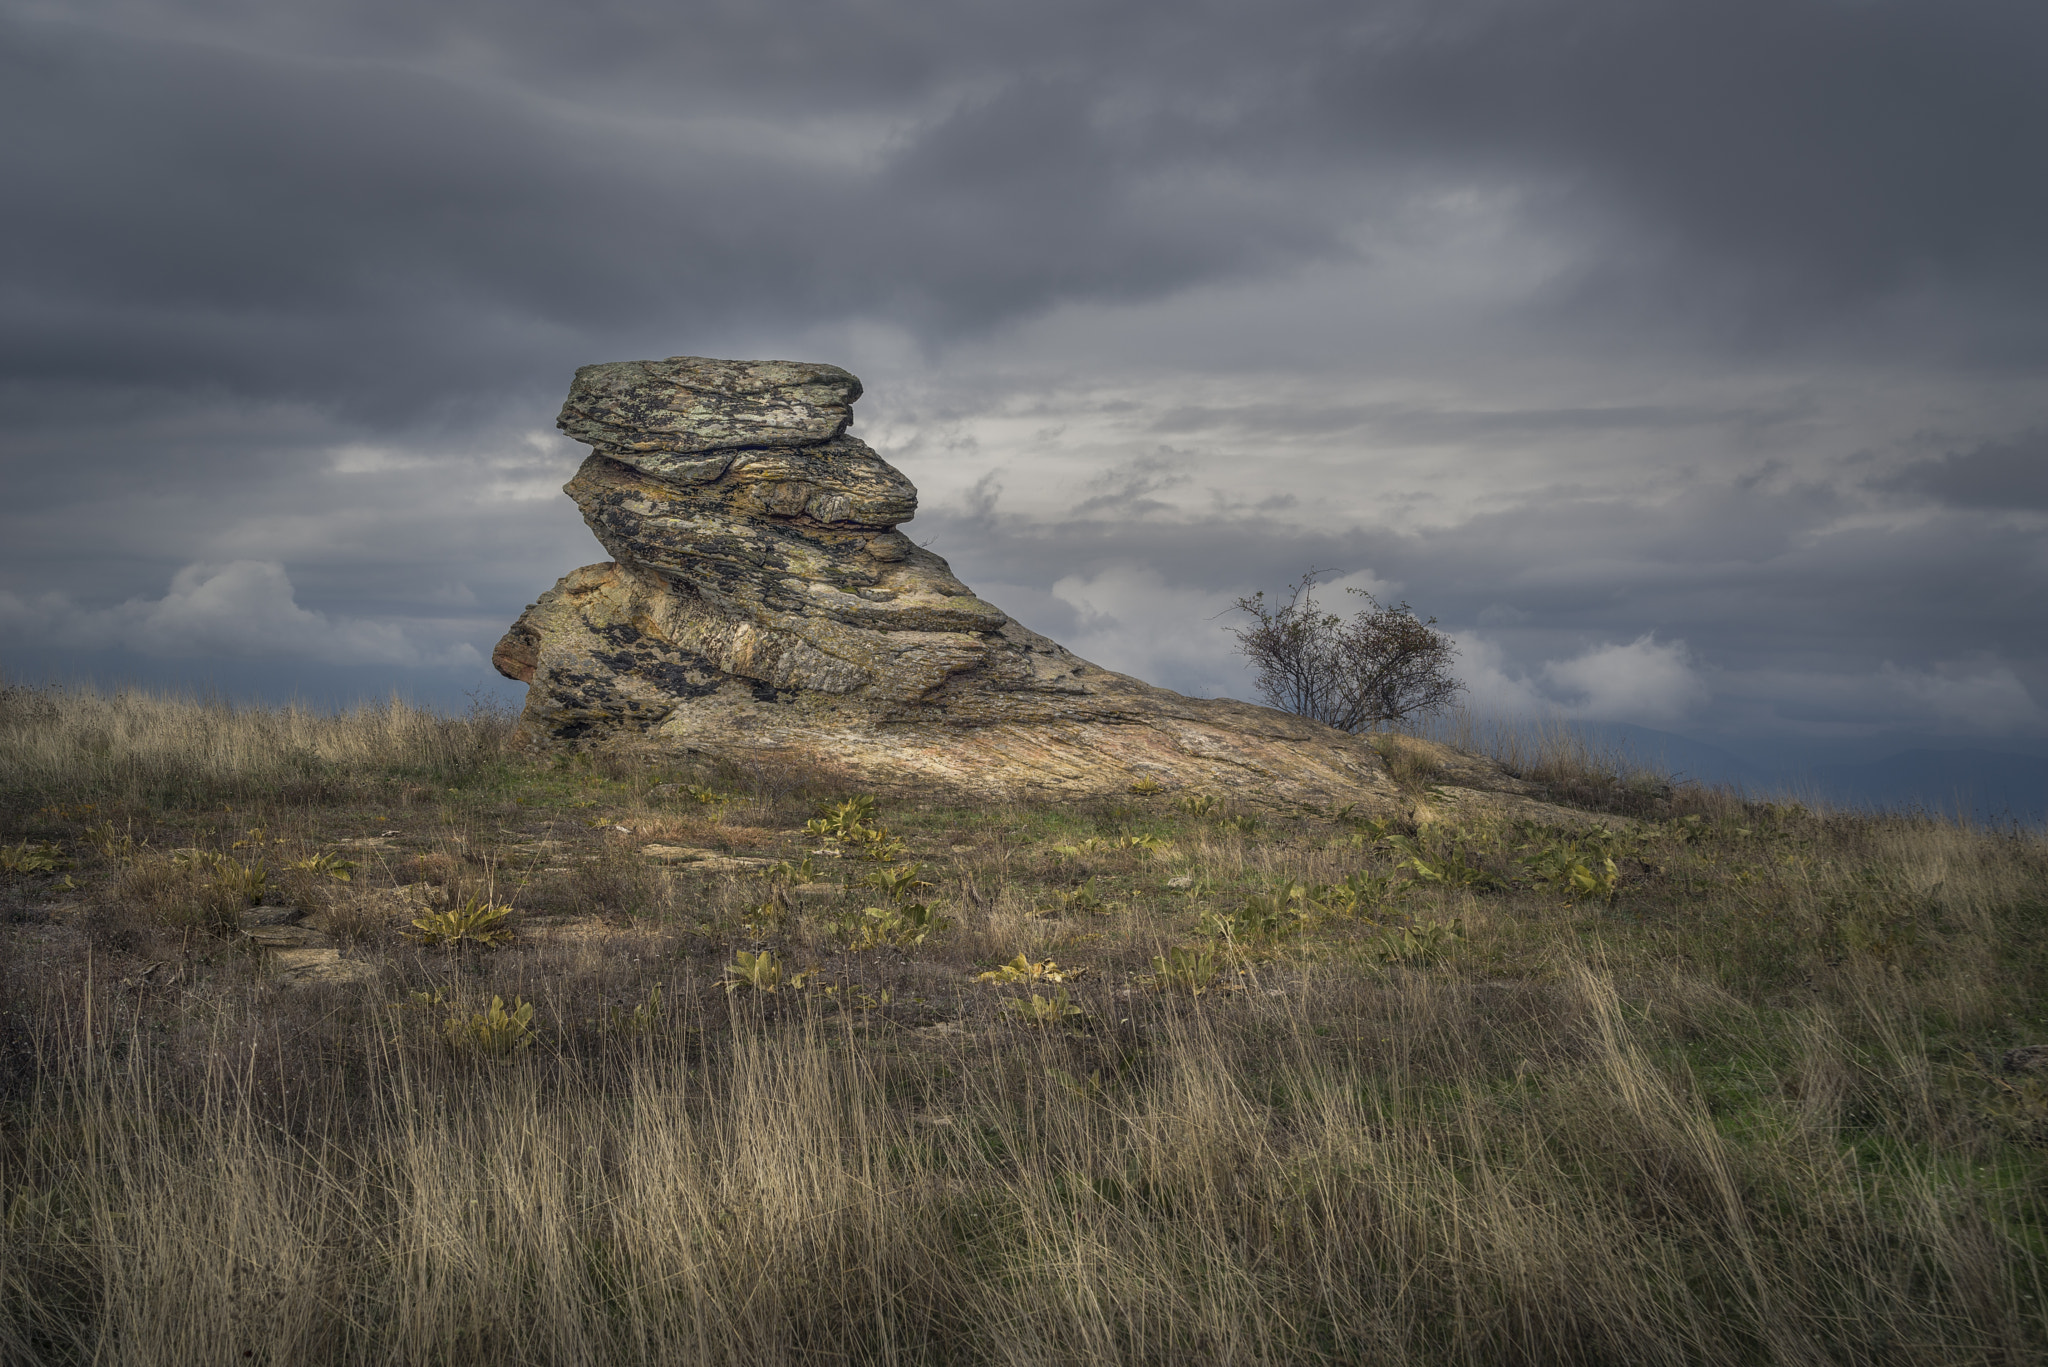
[2,684,2047,1364]
[0,683,513,812]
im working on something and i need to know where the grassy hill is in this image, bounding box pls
[3,684,2047,1364]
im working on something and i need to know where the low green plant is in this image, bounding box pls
[1114,832,1167,856]
[1200,889,1308,942]
[1386,831,1500,889]
[1373,918,1465,966]
[740,895,794,936]
[762,854,824,885]
[1331,806,1399,842]
[288,851,358,882]
[1177,794,1219,818]
[976,954,1082,985]
[805,795,880,847]
[1128,775,1166,795]
[840,900,952,950]
[1046,877,1112,916]
[861,862,933,902]
[442,995,536,1055]
[610,981,664,1034]
[1003,989,1084,1026]
[1,841,71,875]
[1520,841,1622,901]
[805,794,907,863]
[722,949,810,993]
[1145,944,1227,995]
[406,894,515,948]
[220,860,269,903]
[81,822,137,863]
[818,980,891,1011]
[1302,869,1410,917]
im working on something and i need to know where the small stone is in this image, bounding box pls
[239,905,303,928]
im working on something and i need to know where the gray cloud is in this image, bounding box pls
[1882,431,2048,511]
[1,0,2044,752]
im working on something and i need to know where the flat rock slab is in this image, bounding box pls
[271,947,378,986]
[244,924,331,949]
[557,356,860,460]
[641,844,779,872]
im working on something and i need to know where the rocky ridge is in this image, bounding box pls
[496,357,1494,812]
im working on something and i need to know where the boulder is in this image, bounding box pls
[497,355,1409,810]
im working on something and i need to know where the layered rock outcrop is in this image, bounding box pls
[496,356,1407,809]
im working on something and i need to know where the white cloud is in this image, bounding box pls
[1050,565,1246,695]
[1540,634,1712,724]
[1446,630,1712,726]
[0,561,481,669]
[1447,632,1557,719]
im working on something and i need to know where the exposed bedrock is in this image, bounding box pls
[497,355,1412,809]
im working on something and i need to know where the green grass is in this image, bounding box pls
[1,682,2046,1363]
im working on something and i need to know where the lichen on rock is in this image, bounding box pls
[498,354,1415,808]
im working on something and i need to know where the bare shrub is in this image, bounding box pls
[1228,570,1462,731]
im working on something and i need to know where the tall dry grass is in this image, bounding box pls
[4,953,2043,1365]
[3,686,2046,1363]
[0,683,512,810]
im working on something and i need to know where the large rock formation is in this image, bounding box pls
[496,356,1407,810]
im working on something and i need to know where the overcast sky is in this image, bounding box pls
[2,0,2044,755]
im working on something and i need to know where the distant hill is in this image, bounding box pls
[1807,749,2048,826]
[1541,722,2048,826]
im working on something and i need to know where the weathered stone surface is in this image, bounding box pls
[557,357,861,462]
[641,844,779,871]
[497,355,1436,810]
[244,923,330,949]
[271,947,379,986]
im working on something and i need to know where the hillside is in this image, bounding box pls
[3,684,2047,1364]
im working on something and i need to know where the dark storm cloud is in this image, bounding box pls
[1305,0,2048,355]
[9,0,2041,420]
[1883,431,2048,510]
[0,0,1349,418]
[2,0,2044,745]
[1149,396,1815,445]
